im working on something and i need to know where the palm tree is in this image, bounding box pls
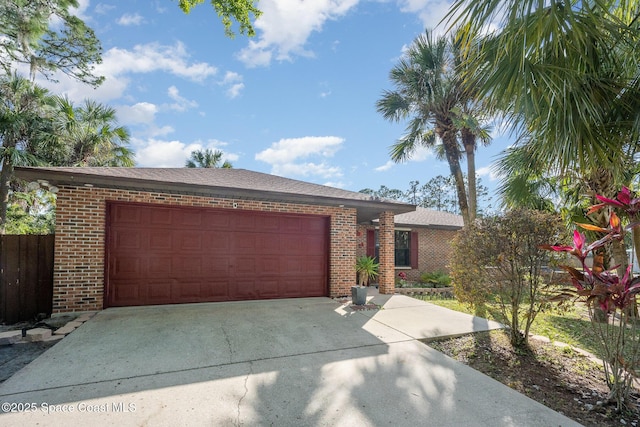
[447,0,640,409]
[185,148,232,168]
[49,98,134,167]
[0,73,53,233]
[449,0,640,266]
[376,30,488,226]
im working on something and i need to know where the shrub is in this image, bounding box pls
[355,256,379,286]
[420,271,451,287]
[544,187,640,412]
[450,208,568,347]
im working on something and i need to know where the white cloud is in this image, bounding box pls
[135,138,238,167]
[94,3,115,14]
[135,139,198,167]
[219,71,244,98]
[255,136,344,179]
[167,86,199,111]
[476,165,500,181]
[116,102,158,125]
[38,42,218,103]
[100,42,217,82]
[323,180,345,189]
[398,0,453,34]
[375,160,395,172]
[226,83,245,99]
[236,0,359,67]
[70,0,91,20]
[117,13,145,26]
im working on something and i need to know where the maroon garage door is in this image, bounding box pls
[105,202,329,307]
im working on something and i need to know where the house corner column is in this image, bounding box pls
[378,211,395,294]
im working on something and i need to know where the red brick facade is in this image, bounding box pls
[53,185,358,313]
[356,224,459,283]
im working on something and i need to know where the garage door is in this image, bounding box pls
[105,202,329,307]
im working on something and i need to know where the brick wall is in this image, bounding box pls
[356,224,459,283]
[377,212,395,294]
[53,186,356,313]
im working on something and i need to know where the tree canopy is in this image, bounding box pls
[0,0,103,85]
[178,0,262,37]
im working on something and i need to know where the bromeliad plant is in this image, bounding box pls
[544,187,640,412]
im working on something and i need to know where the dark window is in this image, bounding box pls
[395,230,410,267]
[373,230,411,267]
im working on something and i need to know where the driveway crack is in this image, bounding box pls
[221,325,233,364]
[236,361,252,427]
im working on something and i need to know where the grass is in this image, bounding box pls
[415,295,604,357]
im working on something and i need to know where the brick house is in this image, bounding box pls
[14,167,415,313]
[356,207,464,283]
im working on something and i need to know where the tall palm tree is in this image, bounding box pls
[447,1,640,408]
[0,73,53,233]
[376,30,482,225]
[185,148,232,168]
[448,0,640,265]
[49,98,134,167]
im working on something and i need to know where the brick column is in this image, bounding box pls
[378,211,395,294]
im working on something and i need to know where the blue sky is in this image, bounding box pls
[41,0,511,201]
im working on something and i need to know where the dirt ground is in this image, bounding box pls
[427,330,640,427]
[0,316,76,384]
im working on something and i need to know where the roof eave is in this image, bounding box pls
[13,167,415,222]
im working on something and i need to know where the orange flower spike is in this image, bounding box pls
[610,212,621,230]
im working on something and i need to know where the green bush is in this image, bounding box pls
[419,271,451,287]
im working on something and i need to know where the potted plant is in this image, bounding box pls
[353,256,379,305]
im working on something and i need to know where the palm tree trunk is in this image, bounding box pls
[462,128,476,222]
[0,153,15,235]
[441,130,470,226]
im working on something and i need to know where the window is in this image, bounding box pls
[371,230,412,267]
[394,231,411,267]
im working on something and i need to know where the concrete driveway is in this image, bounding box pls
[0,293,579,426]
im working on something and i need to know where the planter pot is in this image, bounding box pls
[351,286,368,305]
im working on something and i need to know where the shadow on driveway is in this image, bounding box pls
[0,296,578,426]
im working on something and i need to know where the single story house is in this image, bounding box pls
[14,167,416,313]
[357,207,464,283]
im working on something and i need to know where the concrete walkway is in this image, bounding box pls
[0,292,580,426]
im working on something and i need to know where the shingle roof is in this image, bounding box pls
[14,167,416,222]
[374,207,464,229]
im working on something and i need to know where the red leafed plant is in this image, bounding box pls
[543,187,640,412]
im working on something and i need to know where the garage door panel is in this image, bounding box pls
[149,208,172,226]
[232,280,257,299]
[148,257,172,276]
[106,202,329,307]
[235,215,256,231]
[174,281,203,299]
[112,204,142,224]
[257,280,279,298]
[173,257,203,277]
[201,280,230,298]
[111,229,144,251]
[110,257,143,279]
[175,231,203,251]
[149,233,172,251]
[203,211,231,228]
[177,210,203,228]
[234,232,256,251]
[258,256,280,274]
[204,231,231,252]
[203,258,230,275]
[235,257,256,275]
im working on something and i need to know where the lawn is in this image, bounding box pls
[415,295,604,357]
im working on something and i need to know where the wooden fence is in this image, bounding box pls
[0,235,54,324]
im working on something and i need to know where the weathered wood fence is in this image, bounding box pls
[0,235,54,324]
